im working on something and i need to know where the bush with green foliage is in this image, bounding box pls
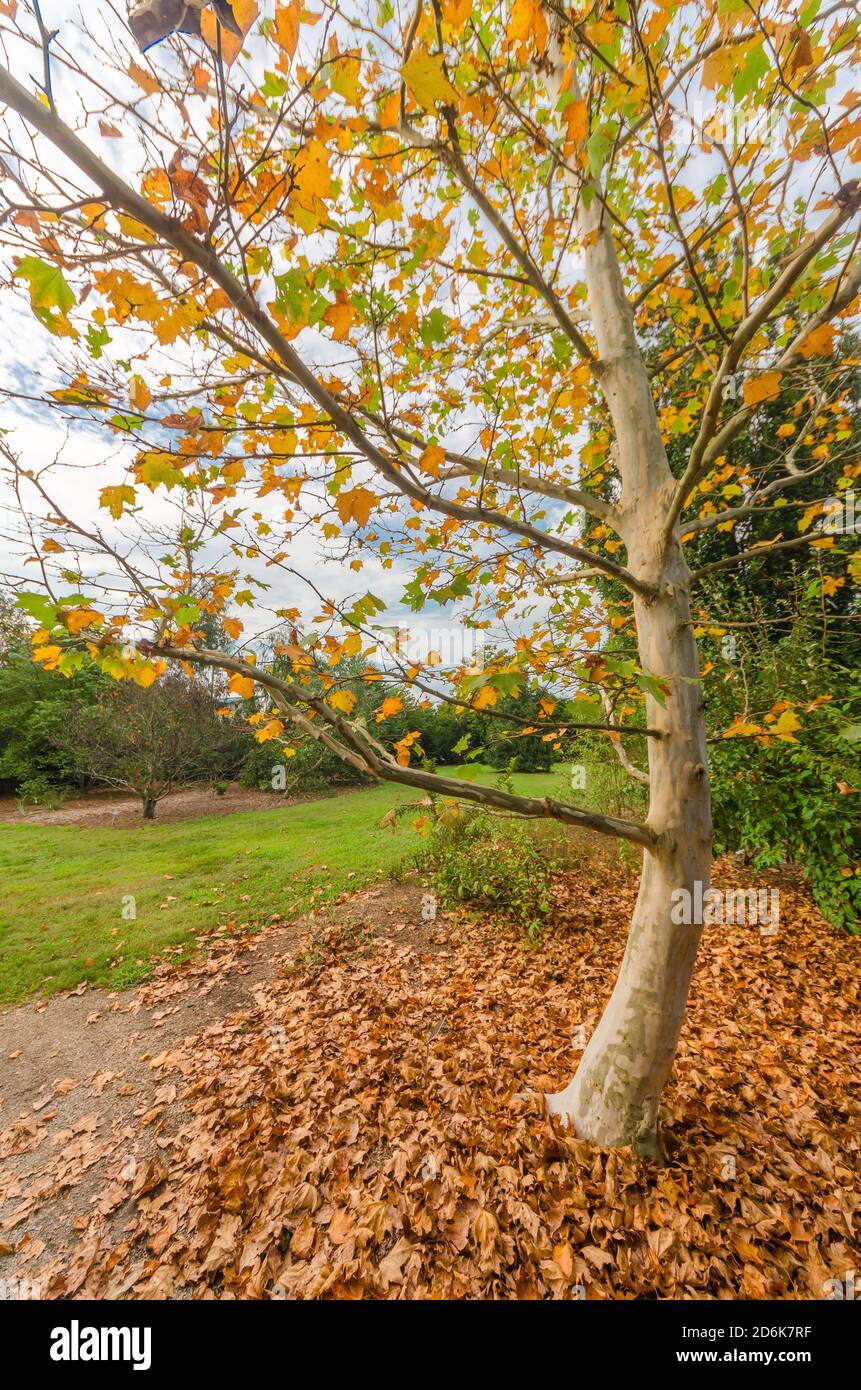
[707,632,860,932]
[423,805,570,939]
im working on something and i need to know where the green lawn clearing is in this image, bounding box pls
[0,766,568,1004]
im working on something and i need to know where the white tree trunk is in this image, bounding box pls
[548,547,712,1154]
[541,17,713,1153]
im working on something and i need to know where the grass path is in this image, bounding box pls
[0,766,567,1004]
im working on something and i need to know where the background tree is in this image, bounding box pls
[56,674,247,818]
[0,1,859,1152]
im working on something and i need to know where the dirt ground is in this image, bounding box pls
[0,781,350,828]
[0,857,857,1301]
[0,875,441,1285]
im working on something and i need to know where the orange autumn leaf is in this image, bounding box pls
[418,444,445,477]
[743,371,782,406]
[336,487,375,527]
[228,672,255,699]
[375,696,404,722]
[274,0,301,63]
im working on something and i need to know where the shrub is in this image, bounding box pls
[708,637,861,933]
[423,807,569,939]
[16,775,66,813]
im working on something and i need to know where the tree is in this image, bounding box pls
[0,1,859,1152]
[0,634,108,795]
[56,674,247,818]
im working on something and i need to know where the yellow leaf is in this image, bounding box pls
[401,47,458,111]
[141,168,172,207]
[701,48,734,91]
[563,97,588,147]
[289,140,332,229]
[231,0,258,33]
[797,323,834,359]
[99,485,137,519]
[773,709,801,742]
[200,5,247,63]
[130,662,158,688]
[65,608,102,635]
[116,213,155,244]
[33,644,62,665]
[254,718,285,742]
[376,696,404,722]
[473,685,498,710]
[329,689,357,714]
[129,375,151,413]
[323,293,356,341]
[507,0,548,55]
[442,0,472,24]
[394,730,422,766]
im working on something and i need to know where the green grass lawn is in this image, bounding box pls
[0,766,569,1005]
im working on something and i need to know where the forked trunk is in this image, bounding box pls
[537,15,713,1152]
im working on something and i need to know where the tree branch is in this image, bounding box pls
[141,641,659,848]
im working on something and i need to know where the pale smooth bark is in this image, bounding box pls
[542,22,712,1154]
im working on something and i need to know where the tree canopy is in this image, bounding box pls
[0,0,858,1150]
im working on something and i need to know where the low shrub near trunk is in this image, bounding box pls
[423,808,570,939]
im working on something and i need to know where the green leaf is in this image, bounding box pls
[16,591,59,626]
[420,307,448,347]
[586,130,610,180]
[15,256,76,316]
[733,43,769,101]
[274,269,313,326]
[636,672,668,705]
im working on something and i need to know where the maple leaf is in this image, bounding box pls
[743,371,782,406]
[375,696,403,722]
[323,292,356,341]
[64,608,103,635]
[336,487,375,527]
[289,140,333,230]
[15,256,75,331]
[329,689,356,714]
[128,375,151,413]
[254,718,285,742]
[507,0,548,56]
[273,0,300,64]
[99,485,137,519]
[418,444,445,478]
[200,1,257,64]
[772,709,801,742]
[228,672,255,699]
[127,59,159,94]
[797,323,834,358]
[401,48,458,111]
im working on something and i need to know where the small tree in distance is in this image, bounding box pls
[57,675,246,819]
